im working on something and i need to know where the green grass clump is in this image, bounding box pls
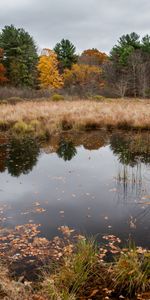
[30,119,40,130]
[12,119,50,140]
[42,239,99,299]
[92,95,105,101]
[112,247,150,295]
[12,121,33,134]
[52,94,64,101]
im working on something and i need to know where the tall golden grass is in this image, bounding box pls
[0,99,150,135]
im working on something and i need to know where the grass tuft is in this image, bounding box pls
[112,247,150,295]
[42,239,99,299]
[52,94,64,101]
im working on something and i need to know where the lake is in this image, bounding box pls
[0,130,150,250]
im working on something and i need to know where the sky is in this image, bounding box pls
[0,0,150,54]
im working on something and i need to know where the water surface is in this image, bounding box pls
[0,130,150,248]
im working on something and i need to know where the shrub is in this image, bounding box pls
[93,95,105,101]
[12,121,33,134]
[52,94,64,101]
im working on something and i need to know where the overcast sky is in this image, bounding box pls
[0,0,150,54]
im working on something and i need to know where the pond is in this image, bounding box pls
[0,130,150,250]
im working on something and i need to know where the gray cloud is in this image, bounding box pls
[0,0,150,53]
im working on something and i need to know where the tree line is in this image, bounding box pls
[1,25,150,98]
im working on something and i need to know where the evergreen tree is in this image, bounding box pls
[0,25,38,87]
[110,32,141,65]
[54,39,77,72]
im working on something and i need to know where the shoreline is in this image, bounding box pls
[0,99,150,139]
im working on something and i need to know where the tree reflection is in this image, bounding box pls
[110,133,150,166]
[57,140,77,161]
[6,137,40,177]
[111,133,150,206]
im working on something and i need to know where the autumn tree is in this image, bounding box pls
[64,64,103,96]
[79,48,108,66]
[105,32,150,98]
[54,39,77,72]
[37,49,64,89]
[0,25,38,87]
[0,48,8,84]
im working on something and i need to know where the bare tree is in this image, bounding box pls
[103,61,129,98]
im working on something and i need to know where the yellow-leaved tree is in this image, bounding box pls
[37,49,64,89]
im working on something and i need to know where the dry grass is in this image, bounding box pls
[0,263,33,299]
[0,99,150,136]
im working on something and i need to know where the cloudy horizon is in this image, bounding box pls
[0,0,150,54]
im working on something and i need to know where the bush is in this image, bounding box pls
[52,94,64,101]
[92,95,105,101]
[12,121,33,134]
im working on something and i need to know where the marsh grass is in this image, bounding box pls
[11,120,50,140]
[42,239,100,300]
[0,99,149,138]
[112,247,150,296]
[41,239,150,299]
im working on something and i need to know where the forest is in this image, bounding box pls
[1,25,150,99]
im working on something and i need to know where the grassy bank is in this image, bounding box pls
[0,238,149,300]
[0,99,150,138]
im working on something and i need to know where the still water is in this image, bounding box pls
[0,130,150,248]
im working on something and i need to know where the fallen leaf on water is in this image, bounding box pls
[58,226,75,236]
[109,188,117,192]
[35,208,46,213]
[142,195,150,199]
[34,202,40,206]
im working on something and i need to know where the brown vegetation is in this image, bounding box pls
[0,99,150,138]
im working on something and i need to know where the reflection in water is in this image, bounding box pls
[110,132,150,202]
[0,137,40,177]
[109,132,150,229]
[110,132,150,166]
[56,140,77,161]
[0,130,149,247]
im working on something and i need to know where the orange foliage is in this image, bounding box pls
[64,63,104,88]
[79,49,108,66]
[0,48,8,84]
[37,49,64,89]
